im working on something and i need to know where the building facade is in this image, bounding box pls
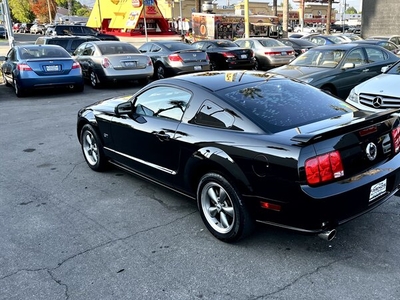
[362,0,399,38]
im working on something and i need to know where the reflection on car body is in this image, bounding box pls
[77,70,400,243]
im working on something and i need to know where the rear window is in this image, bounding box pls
[18,46,71,59]
[48,39,69,49]
[162,43,196,51]
[98,43,140,54]
[219,78,356,133]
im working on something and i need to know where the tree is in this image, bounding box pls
[346,6,358,14]
[9,0,36,22]
[30,0,57,23]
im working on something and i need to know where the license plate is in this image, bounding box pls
[241,54,247,59]
[45,65,59,72]
[194,66,202,71]
[369,179,387,201]
[124,61,137,67]
[281,52,287,55]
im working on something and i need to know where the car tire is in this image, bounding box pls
[197,172,255,242]
[210,61,217,71]
[3,73,10,87]
[253,58,259,70]
[154,64,166,80]
[89,70,100,88]
[80,124,107,171]
[13,78,25,97]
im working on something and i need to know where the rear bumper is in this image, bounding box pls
[247,154,400,233]
[18,76,84,89]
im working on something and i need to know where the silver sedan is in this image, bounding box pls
[235,37,296,70]
[73,41,154,88]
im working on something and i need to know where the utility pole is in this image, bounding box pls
[1,0,14,48]
[326,0,332,34]
[299,0,304,31]
[273,0,277,16]
[282,0,289,38]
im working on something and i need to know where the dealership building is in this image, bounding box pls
[362,0,400,37]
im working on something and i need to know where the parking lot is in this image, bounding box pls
[1,34,400,300]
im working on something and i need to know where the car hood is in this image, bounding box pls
[354,74,399,96]
[270,65,335,80]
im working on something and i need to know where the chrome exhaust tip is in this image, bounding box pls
[318,229,337,241]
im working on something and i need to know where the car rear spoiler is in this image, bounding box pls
[291,108,400,144]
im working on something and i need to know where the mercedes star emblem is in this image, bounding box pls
[372,96,383,108]
[366,142,378,161]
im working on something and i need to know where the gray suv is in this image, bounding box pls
[50,25,119,41]
[35,36,101,55]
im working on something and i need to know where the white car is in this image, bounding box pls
[346,61,400,112]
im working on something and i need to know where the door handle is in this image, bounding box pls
[153,131,170,141]
[362,69,369,72]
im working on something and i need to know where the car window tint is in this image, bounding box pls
[48,39,69,49]
[365,48,385,62]
[71,40,85,51]
[150,44,162,53]
[134,86,191,121]
[71,26,83,34]
[191,100,235,129]
[386,61,400,74]
[82,27,97,34]
[345,49,366,66]
[99,44,140,54]
[221,79,356,133]
[163,43,194,51]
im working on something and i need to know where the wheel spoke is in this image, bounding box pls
[208,206,218,218]
[220,211,230,228]
[207,187,219,205]
[221,206,234,218]
[85,134,92,146]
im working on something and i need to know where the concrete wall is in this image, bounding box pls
[362,0,400,38]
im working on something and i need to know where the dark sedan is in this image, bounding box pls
[191,39,256,70]
[301,34,344,46]
[352,39,400,54]
[278,37,317,56]
[138,41,210,80]
[269,43,400,99]
[1,44,84,97]
[77,70,400,242]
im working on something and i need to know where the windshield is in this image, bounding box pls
[387,61,400,75]
[290,49,346,68]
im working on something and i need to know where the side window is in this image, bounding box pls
[139,44,150,53]
[35,38,44,45]
[71,26,83,35]
[82,44,95,56]
[82,27,96,34]
[133,86,191,122]
[150,44,162,53]
[345,49,366,66]
[191,100,234,129]
[365,48,385,63]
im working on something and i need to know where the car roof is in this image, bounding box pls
[157,71,286,92]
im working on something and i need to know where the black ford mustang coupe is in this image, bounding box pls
[77,70,400,242]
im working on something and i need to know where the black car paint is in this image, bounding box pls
[77,71,400,240]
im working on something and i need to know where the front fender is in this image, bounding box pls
[184,146,252,195]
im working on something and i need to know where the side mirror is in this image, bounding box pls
[115,102,132,116]
[0,55,6,61]
[381,65,391,73]
[342,62,355,69]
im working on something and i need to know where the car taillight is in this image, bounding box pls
[168,53,183,62]
[17,63,32,71]
[146,57,153,66]
[222,52,235,58]
[305,150,344,185]
[72,62,80,69]
[265,51,281,56]
[101,57,112,68]
[391,127,400,153]
[287,51,295,55]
